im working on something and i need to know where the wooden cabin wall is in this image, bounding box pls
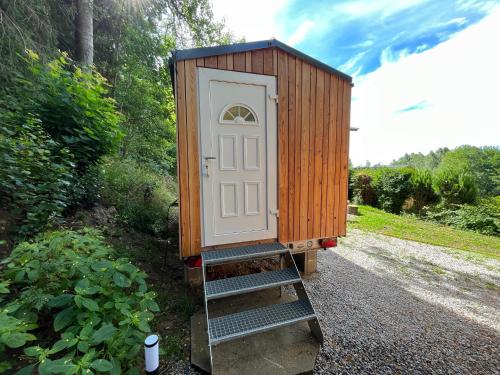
[175,48,351,257]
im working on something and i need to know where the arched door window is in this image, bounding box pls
[220,104,258,125]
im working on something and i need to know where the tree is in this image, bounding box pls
[374,168,414,214]
[436,145,499,197]
[76,0,94,65]
[411,169,438,213]
[433,168,477,205]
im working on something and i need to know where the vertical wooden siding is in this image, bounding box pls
[176,48,351,257]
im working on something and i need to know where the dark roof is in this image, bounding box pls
[171,39,352,83]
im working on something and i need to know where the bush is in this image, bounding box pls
[424,199,499,236]
[433,168,477,204]
[352,173,377,206]
[436,145,500,198]
[0,51,121,236]
[373,168,414,214]
[0,114,74,236]
[10,51,122,173]
[100,158,177,236]
[411,169,438,213]
[0,229,158,373]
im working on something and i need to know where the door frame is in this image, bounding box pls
[197,67,277,247]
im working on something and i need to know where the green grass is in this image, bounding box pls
[349,205,500,259]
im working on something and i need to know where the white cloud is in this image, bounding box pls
[339,51,367,75]
[334,0,428,18]
[350,7,500,166]
[211,0,289,41]
[286,20,315,46]
[445,17,467,26]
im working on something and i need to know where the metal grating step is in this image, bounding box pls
[208,299,316,345]
[205,268,301,300]
[202,242,288,265]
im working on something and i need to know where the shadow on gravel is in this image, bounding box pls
[306,251,500,374]
[357,245,500,308]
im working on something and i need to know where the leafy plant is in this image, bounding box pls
[433,168,477,205]
[411,169,438,213]
[100,158,176,236]
[0,282,38,373]
[373,168,414,214]
[424,199,499,236]
[436,145,499,198]
[0,112,74,236]
[9,51,122,174]
[351,173,377,206]
[0,51,121,237]
[0,229,159,374]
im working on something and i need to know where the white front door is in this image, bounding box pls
[198,68,277,246]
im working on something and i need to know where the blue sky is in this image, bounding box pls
[211,0,500,165]
[279,0,493,77]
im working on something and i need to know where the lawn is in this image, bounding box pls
[348,205,500,259]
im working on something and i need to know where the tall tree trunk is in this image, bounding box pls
[75,0,93,66]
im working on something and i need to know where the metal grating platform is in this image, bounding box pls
[208,299,315,345]
[205,268,301,300]
[202,242,288,265]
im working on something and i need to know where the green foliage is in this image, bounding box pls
[0,282,38,373]
[391,145,500,198]
[373,168,414,214]
[391,147,449,170]
[0,229,158,373]
[100,158,177,236]
[411,169,438,213]
[433,168,477,205]
[0,112,74,236]
[0,1,74,86]
[436,145,499,197]
[424,199,500,236]
[0,52,121,236]
[10,52,121,173]
[351,173,377,206]
[112,28,177,176]
[69,164,105,209]
[350,167,416,214]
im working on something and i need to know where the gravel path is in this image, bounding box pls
[308,229,500,374]
[163,229,499,374]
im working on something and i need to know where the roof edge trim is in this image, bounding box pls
[172,39,352,82]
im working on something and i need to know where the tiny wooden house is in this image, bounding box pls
[171,40,352,271]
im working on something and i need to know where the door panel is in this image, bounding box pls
[243,136,260,170]
[198,68,277,246]
[219,135,237,170]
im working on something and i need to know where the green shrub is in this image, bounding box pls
[436,145,500,197]
[0,51,121,236]
[68,164,104,209]
[433,168,477,204]
[0,229,158,373]
[100,158,176,236]
[424,200,499,236]
[352,173,377,206]
[9,51,122,173]
[0,113,74,236]
[411,169,438,213]
[373,167,414,214]
[0,281,38,373]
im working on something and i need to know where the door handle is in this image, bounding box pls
[203,156,216,177]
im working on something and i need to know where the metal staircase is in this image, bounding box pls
[201,242,323,373]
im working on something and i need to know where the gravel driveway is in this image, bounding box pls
[308,229,500,374]
[165,229,499,374]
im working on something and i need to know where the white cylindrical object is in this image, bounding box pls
[144,334,159,374]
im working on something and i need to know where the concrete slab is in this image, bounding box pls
[191,289,319,375]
